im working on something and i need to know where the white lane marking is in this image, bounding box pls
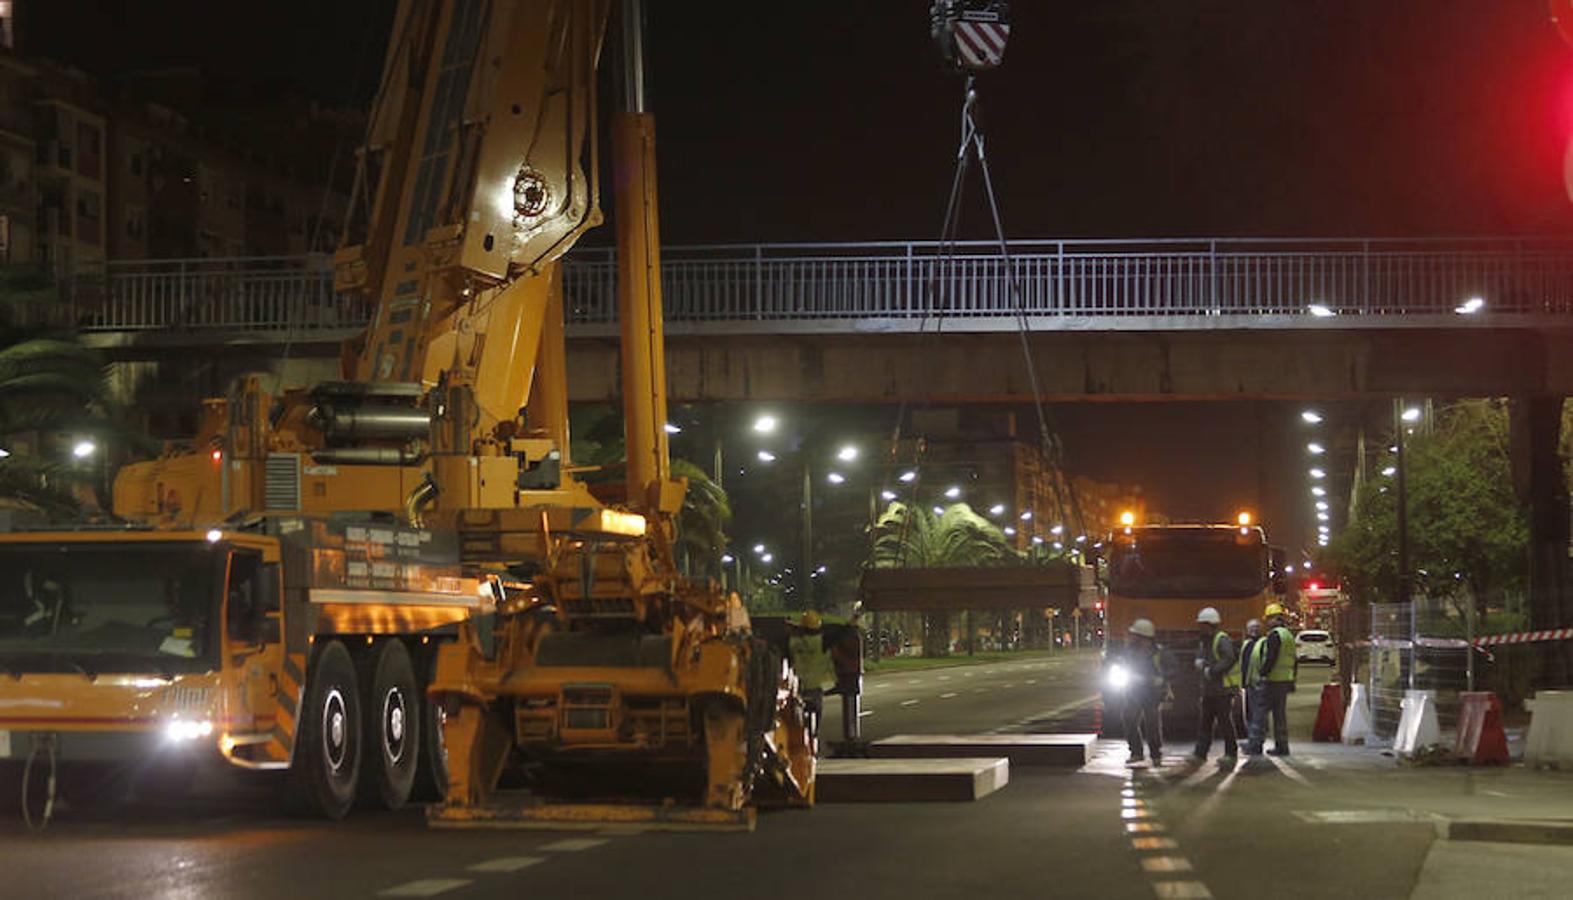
[973,688,988,694]
[1151,881,1213,898]
[1026,679,1037,684]
[938,675,952,681]
[1130,836,1178,851]
[539,838,608,852]
[467,857,545,873]
[907,679,922,685]
[859,710,875,717]
[1481,789,1511,798]
[963,671,973,677]
[1125,822,1165,834]
[900,699,920,707]
[940,692,959,699]
[379,879,472,897]
[1141,857,1194,874]
[1003,683,1014,688]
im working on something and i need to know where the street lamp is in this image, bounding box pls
[880,489,897,501]
[1301,410,1324,424]
[1381,466,1397,477]
[931,506,944,516]
[1019,510,1033,521]
[1003,526,1017,536]
[1400,407,1422,423]
[71,439,97,459]
[944,485,961,499]
[1050,524,1064,536]
[898,470,917,483]
[664,422,682,434]
[1315,501,1328,511]
[826,472,845,485]
[988,503,1006,516]
[1307,442,1325,455]
[757,450,777,463]
[836,445,859,463]
[753,543,766,555]
[752,414,778,435]
[1308,468,1326,479]
[1455,296,1485,314]
[1311,486,1326,497]
[1307,304,1335,318]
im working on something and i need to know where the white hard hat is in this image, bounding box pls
[1128,618,1156,638]
[1196,607,1221,625]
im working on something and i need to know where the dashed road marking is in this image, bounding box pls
[940,692,959,699]
[539,838,608,852]
[900,699,920,707]
[1121,808,1153,819]
[1125,822,1164,834]
[379,879,472,897]
[1151,881,1213,898]
[859,710,875,717]
[1141,857,1194,873]
[1026,679,1037,684]
[1131,837,1178,851]
[467,857,545,873]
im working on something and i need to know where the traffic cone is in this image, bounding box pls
[1313,683,1344,742]
[1456,691,1510,766]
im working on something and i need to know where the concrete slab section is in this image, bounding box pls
[870,733,1094,767]
[1441,818,1573,845]
[815,757,1009,803]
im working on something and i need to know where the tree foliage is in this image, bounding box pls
[0,270,117,517]
[1327,400,1527,608]
[868,501,1019,569]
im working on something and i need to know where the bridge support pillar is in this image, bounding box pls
[1510,396,1573,684]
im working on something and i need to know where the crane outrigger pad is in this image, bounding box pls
[427,796,756,832]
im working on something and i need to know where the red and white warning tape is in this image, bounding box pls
[1472,628,1573,648]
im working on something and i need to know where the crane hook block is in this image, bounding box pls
[931,0,1011,73]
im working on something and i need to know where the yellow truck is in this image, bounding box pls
[0,517,485,820]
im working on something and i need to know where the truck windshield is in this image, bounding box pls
[0,542,221,676]
[1108,531,1267,600]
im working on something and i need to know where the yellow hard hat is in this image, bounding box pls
[800,610,823,630]
[1264,602,1285,619]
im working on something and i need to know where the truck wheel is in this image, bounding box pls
[358,640,420,810]
[412,648,450,802]
[287,640,362,819]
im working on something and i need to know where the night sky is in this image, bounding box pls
[26,1,1573,555]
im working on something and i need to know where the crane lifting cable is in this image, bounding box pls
[882,2,1086,565]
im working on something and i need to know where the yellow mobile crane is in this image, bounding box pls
[0,0,813,827]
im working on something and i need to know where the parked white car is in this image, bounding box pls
[1296,629,1336,665]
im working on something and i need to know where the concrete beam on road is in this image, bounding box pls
[815,757,1010,802]
[565,327,1573,402]
[870,734,1095,767]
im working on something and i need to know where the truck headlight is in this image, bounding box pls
[165,718,214,742]
[1105,663,1131,691]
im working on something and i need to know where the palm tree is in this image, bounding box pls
[868,501,1019,655]
[0,269,116,517]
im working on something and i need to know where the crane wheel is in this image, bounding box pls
[286,640,362,819]
[358,640,420,810]
[411,649,449,802]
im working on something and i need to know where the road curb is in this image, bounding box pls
[1439,818,1573,845]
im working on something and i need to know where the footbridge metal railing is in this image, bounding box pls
[56,237,1573,337]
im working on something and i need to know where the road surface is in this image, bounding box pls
[3,652,1570,899]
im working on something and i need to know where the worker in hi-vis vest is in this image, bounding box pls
[1244,603,1297,757]
[789,610,836,737]
[1121,618,1166,765]
[1191,607,1238,766]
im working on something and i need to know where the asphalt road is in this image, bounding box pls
[1,655,1563,899]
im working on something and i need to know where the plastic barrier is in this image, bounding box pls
[1313,683,1345,742]
[1341,683,1373,745]
[1525,690,1573,770]
[1453,691,1509,766]
[1394,689,1441,756]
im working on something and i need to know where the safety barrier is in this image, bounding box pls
[1524,690,1573,770]
[1341,683,1373,745]
[1453,692,1510,766]
[1393,689,1442,756]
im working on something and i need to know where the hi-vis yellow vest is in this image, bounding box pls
[1215,631,1241,689]
[1266,626,1297,682]
[790,634,835,691]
